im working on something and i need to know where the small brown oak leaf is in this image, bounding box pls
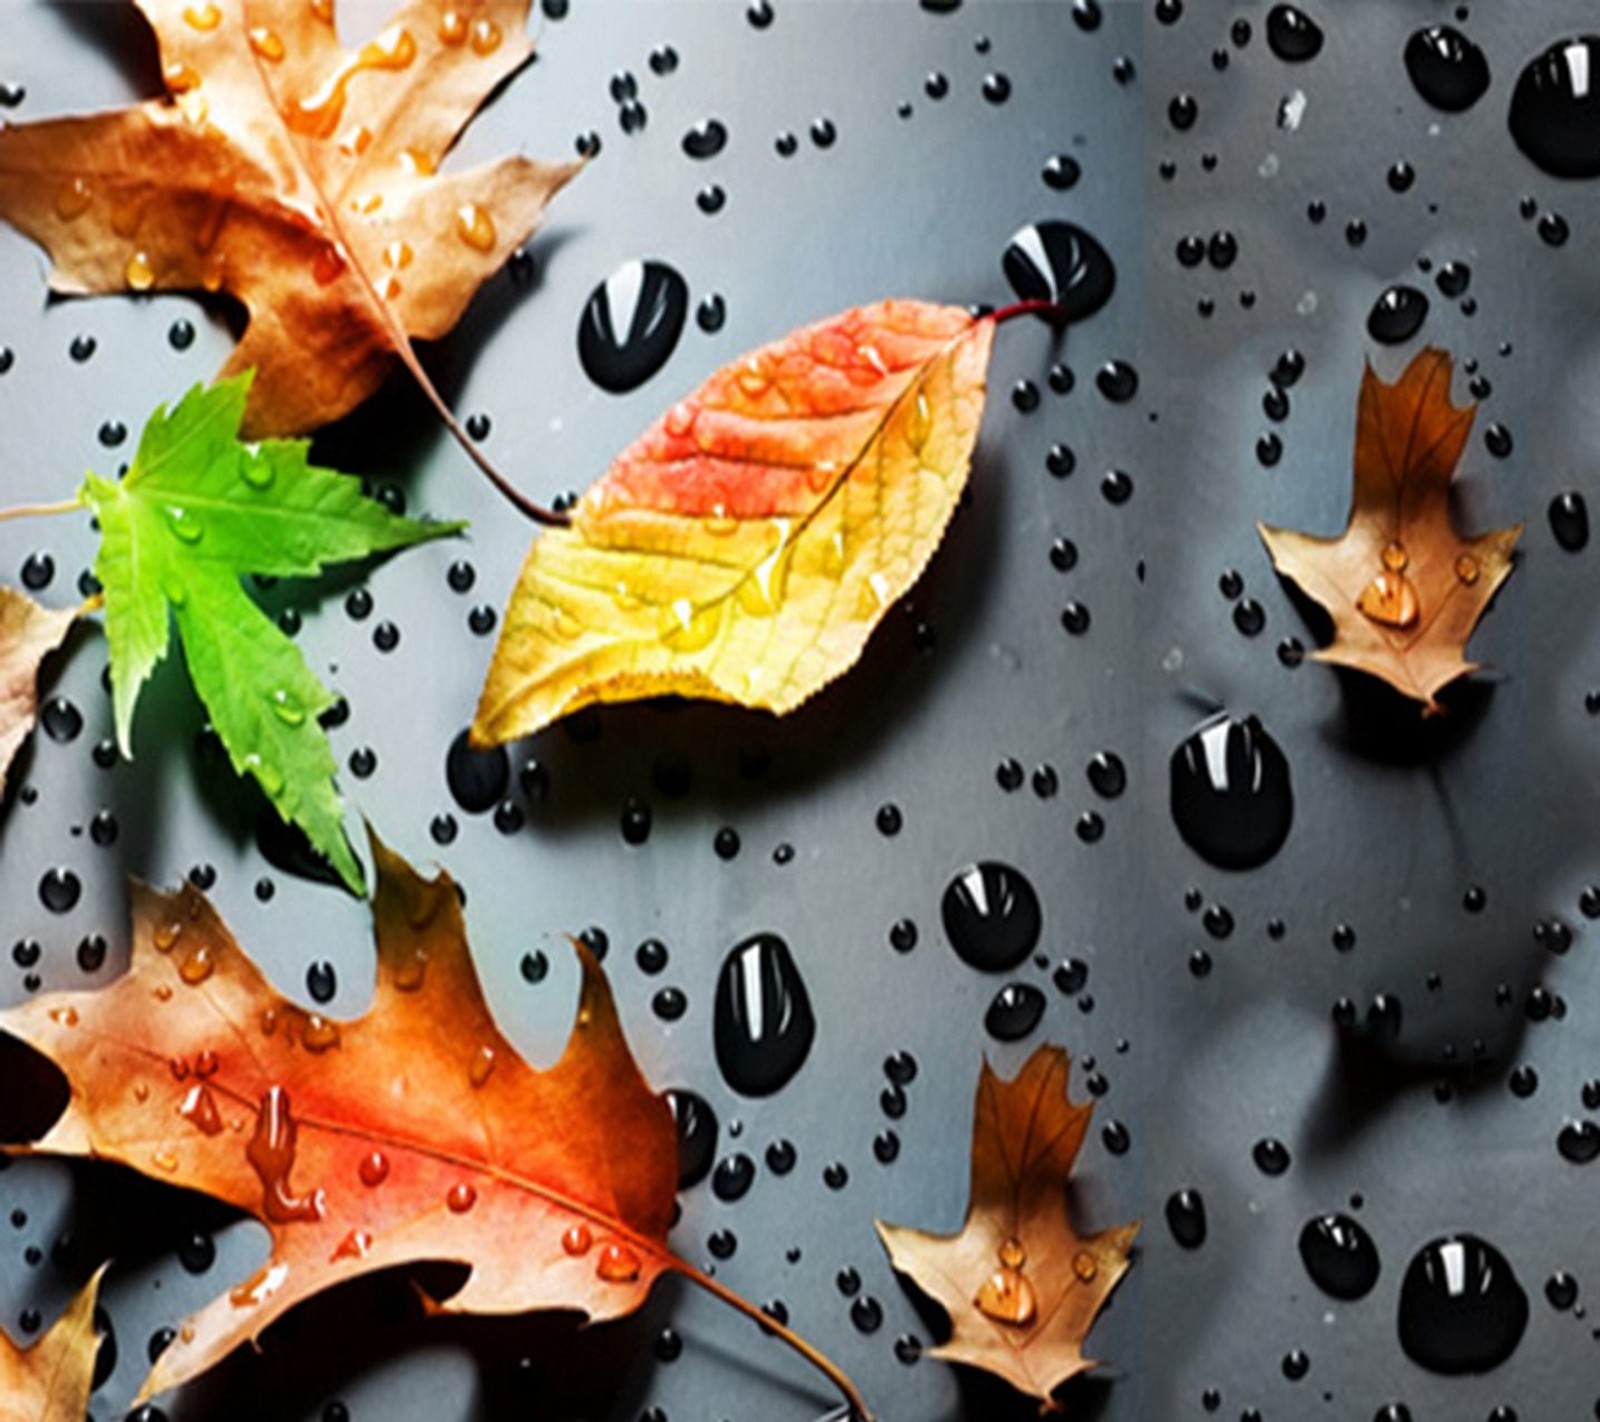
[1258,347,1522,711]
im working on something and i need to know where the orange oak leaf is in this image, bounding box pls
[1258,348,1522,711]
[0,0,579,436]
[0,587,79,801]
[876,1047,1137,1410]
[0,1268,105,1422]
[0,833,679,1403]
[473,297,1007,744]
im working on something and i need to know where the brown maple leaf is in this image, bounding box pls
[0,587,79,801]
[0,1268,104,1422]
[1258,347,1522,710]
[876,1047,1137,1410]
[0,0,578,437]
[0,833,678,1402]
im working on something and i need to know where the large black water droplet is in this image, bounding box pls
[665,1088,717,1189]
[941,862,1043,971]
[1404,26,1490,112]
[1266,5,1323,62]
[1368,285,1429,344]
[1549,491,1589,551]
[1003,221,1116,323]
[1299,1213,1381,1299]
[446,728,509,813]
[984,982,1046,1041]
[1510,37,1600,178]
[578,258,689,393]
[713,933,816,1097]
[1397,1235,1528,1374]
[1170,714,1294,870]
[1166,1188,1207,1249]
[682,118,727,159]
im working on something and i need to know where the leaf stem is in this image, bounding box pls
[670,1258,873,1421]
[0,497,81,523]
[987,298,1070,326]
[400,353,572,529]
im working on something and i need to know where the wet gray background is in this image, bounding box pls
[3,1,1599,1419]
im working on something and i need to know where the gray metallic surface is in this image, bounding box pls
[1,1,1597,1420]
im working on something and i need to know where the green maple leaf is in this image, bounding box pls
[78,374,462,895]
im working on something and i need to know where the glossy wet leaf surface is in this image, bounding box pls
[0,586,78,800]
[474,299,996,743]
[0,835,678,1404]
[80,376,458,893]
[0,0,578,435]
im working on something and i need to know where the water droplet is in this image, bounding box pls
[1170,714,1294,870]
[182,2,221,30]
[984,983,1046,1041]
[1397,1235,1528,1374]
[683,118,727,159]
[1368,285,1429,344]
[1166,1188,1207,1248]
[1550,491,1589,551]
[975,1238,1037,1325]
[445,728,510,813]
[1253,1137,1291,1176]
[1557,1119,1600,1163]
[1358,567,1421,627]
[438,8,467,44]
[578,258,688,393]
[179,943,215,985]
[126,250,156,291]
[666,1088,717,1189]
[1265,4,1323,63]
[358,1150,389,1187]
[247,26,285,61]
[468,1045,497,1088]
[1299,1213,1381,1299]
[562,1223,593,1255]
[247,1086,326,1224]
[164,505,204,544]
[39,867,80,914]
[1510,37,1600,178]
[447,1182,477,1213]
[179,1083,223,1136]
[469,16,502,54]
[941,862,1042,971]
[1003,221,1116,323]
[1404,26,1490,112]
[713,934,815,1097]
[596,1242,641,1282]
[454,203,496,252]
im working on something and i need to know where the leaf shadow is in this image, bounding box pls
[42,0,162,98]
[489,453,1011,837]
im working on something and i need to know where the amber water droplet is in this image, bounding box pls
[153,1150,180,1173]
[383,239,413,270]
[664,401,698,438]
[1455,553,1480,584]
[468,1045,497,1087]
[596,1242,642,1282]
[248,1087,326,1223]
[974,1240,1037,1328]
[310,0,334,23]
[261,1007,279,1036]
[438,9,467,44]
[470,17,503,54]
[562,1223,593,1255]
[1073,1249,1099,1282]
[179,943,215,985]
[125,250,156,291]
[331,1228,373,1262]
[301,1014,341,1052]
[48,1005,80,1028]
[183,1,221,30]
[54,177,93,221]
[180,1083,224,1136]
[134,1082,151,1103]
[399,148,436,177]
[659,598,722,653]
[195,1049,218,1078]
[446,1182,477,1213]
[290,26,418,138]
[154,920,182,952]
[229,1263,288,1308]
[1357,569,1420,628]
[338,125,373,158]
[455,202,497,252]
[312,244,346,285]
[358,1150,390,1187]
[1381,540,1409,571]
[164,61,202,94]
[247,26,286,61]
